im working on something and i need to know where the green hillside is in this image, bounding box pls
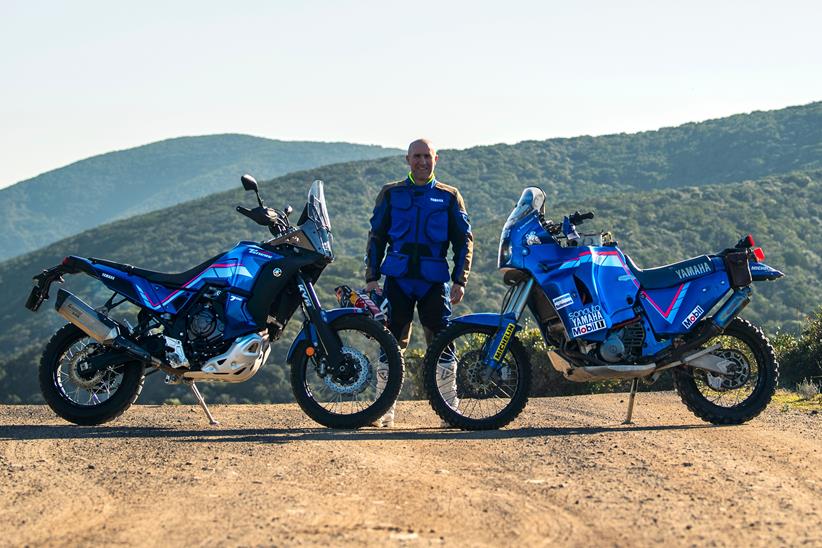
[0,102,820,404]
[0,134,401,260]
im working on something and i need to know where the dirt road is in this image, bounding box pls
[1,392,819,546]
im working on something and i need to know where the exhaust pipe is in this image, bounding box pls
[563,363,656,382]
[547,350,656,382]
[55,288,120,343]
[54,288,163,367]
[713,286,752,329]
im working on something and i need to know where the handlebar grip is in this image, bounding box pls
[236,206,262,225]
[569,211,595,224]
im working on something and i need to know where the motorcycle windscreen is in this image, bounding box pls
[503,187,546,231]
[305,180,334,257]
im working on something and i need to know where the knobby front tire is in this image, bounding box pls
[424,322,532,430]
[290,315,404,429]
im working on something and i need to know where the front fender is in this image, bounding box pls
[286,307,366,365]
[450,313,508,328]
[451,313,523,371]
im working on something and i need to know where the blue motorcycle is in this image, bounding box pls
[424,187,783,430]
[26,176,403,428]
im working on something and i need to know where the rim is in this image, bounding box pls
[55,337,125,406]
[302,327,386,416]
[691,332,761,408]
[432,330,521,421]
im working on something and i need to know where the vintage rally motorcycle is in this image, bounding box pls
[25,175,403,428]
[424,187,783,430]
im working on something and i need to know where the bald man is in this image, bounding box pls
[365,139,473,427]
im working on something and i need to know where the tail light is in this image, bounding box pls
[735,234,756,249]
[752,247,765,261]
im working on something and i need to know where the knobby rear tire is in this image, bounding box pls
[39,324,145,426]
[673,318,778,425]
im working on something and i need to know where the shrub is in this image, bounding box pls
[400,349,426,400]
[777,306,822,388]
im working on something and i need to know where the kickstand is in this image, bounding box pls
[623,378,639,425]
[185,380,219,426]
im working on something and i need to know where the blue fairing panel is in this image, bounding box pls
[749,262,784,281]
[450,313,507,327]
[640,269,731,336]
[286,307,366,364]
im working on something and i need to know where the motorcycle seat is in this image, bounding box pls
[90,254,224,288]
[624,254,715,289]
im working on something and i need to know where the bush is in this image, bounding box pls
[400,349,426,400]
[777,306,822,387]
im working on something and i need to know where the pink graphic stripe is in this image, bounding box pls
[641,284,684,318]
[156,260,238,306]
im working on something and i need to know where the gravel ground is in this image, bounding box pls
[0,392,819,547]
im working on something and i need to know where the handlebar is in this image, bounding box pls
[539,210,595,236]
[236,205,290,235]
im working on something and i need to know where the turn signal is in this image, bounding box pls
[305,346,315,357]
[752,247,765,261]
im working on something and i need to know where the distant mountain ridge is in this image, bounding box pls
[0,134,401,260]
[0,101,819,404]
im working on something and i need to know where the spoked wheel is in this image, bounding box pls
[424,323,531,430]
[673,318,778,425]
[290,315,403,429]
[39,324,145,425]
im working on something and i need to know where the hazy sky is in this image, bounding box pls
[1,0,820,188]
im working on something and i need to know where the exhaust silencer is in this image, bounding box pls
[54,288,120,344]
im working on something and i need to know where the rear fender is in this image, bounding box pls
[749,262,784,281]
[286,307,366,365]
[25,256,98,312]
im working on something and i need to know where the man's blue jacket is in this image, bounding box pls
[365,175,473,286]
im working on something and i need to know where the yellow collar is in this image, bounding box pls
[408,171,435,185]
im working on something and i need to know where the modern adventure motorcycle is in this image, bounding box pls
[25,175,403,428]
[424,187,783,430]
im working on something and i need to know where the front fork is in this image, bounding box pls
[483,277,535,374]
[296,275,343,372]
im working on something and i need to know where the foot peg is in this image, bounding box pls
[185,380,219,426]
[622,378,639,425]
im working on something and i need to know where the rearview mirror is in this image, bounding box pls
[241,174,258,192]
